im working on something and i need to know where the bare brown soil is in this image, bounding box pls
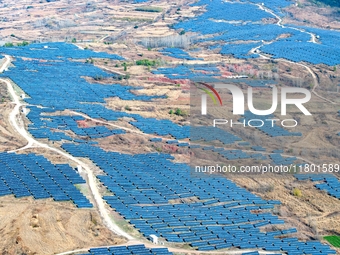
[0,196,126,255]
[284,0,340,30]
[230,175,340,254]
[0,102,26,151]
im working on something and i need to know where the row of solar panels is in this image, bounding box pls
[172,0,340,66]
[0,152,92,208]
[60,143,335,254]
[295,174,340,199]
[80,244,173,255]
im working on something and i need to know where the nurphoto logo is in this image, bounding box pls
[199,82,312,116]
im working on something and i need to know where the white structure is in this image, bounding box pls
[44,45,49,49]
[21,94,25,99]
[149,234,158,244]
[21,107,28,115]
[77,165,83,173]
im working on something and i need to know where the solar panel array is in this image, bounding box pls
[295,174,340,199]
[190,127,299,163]
[219,149,266,161]
[160,48,201,60]
[240,111,302,137]
[171,0,340,66]
[0,58,161,110]
[269,153,297,166]
[80,244,173,255]
[288,24,340,49]
[59,143,335,254]
[0,39,335,254]
[0,152,92,208]
[152,64,221,81]
[261,41,340,66]
[220,42,261,59]
[26,108,125,141]
[206,24,300,43]
[192,0,273,22]
[129,116,189,139]
[190,126,242,145]
[193,144,298,164]
[0,44,190,142]
[0,42,123,61]
[241,0,293,17]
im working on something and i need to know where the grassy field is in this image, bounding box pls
[324,236,340,248]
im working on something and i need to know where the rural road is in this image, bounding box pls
[249,4,336,105]
[0,55,287,255]
[0,57,135,241]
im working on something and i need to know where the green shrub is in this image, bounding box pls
[17,41,29,47]
[123,62,127,71]
[136,59,157,66]
[292,188,302,197]
[174,108,186,117]
[3,42,14,47]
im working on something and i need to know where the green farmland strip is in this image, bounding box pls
[324,236,340,248]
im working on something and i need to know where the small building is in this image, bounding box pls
[149,234,158,244]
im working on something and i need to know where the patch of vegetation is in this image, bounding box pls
[125,105,132,111]
[71,38,77,43]
[17,41,29,47]
[135,6,163,12]
[3,41,29,47]
[292,188,302,197]
[85,58,94,64]
[3,42,14,47]
[118,74,130,80]
[136,59,157,66]
[324,236,340,247]
[122,62,127,71]
[169,108,186,117]
[94,75,104,81]
[155,147,162,152]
